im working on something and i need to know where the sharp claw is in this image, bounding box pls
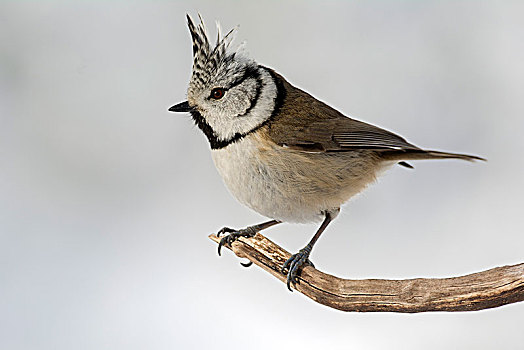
[240,261,252,267]
[216,226,258,260]
[293,273,300,285]
[218,239,224,256]
[217,230,243,257]
[217,227,234,237]
[282,255,292,273]
[281,263,287,274]
[282,249,314,292]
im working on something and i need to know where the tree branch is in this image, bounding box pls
[209,233,524,312]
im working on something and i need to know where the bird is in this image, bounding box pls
[169,14,484,291]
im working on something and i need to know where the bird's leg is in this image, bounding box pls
[282,212,333,291]
[217,220,281,256]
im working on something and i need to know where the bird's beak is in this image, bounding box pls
[168,101,191,113]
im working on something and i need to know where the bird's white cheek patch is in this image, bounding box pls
[205,69,277,142]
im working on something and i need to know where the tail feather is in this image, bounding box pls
[382,149,486,162]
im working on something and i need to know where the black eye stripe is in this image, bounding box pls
[207,66,261,100]
[227,66,261,89]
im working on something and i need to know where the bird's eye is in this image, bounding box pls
[210,88,225,100]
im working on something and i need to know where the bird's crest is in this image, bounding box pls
[186,14,239,86]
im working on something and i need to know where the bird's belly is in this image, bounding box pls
[211,133,384,223]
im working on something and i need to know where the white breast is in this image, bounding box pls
[211,132,387,223]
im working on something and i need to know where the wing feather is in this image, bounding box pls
[266,73,420,153]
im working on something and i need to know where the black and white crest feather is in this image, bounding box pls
[186,14,238,88]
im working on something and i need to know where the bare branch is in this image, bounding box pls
[209,233,524,312]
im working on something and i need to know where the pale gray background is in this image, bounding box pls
[1,1,523,349]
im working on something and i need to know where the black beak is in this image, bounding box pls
[168,101,191,113]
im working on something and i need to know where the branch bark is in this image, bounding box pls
[209,233,524,312]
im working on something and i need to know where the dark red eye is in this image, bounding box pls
[210,88,225,100]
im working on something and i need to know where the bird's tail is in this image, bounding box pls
[381,149,486,162]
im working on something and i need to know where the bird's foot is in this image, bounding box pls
[281,246,315,291]
[216,226,258,256]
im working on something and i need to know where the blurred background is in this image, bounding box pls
[1,1,523,349]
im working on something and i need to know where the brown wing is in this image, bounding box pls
[275,118,421,152]
[266,74,420,153]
